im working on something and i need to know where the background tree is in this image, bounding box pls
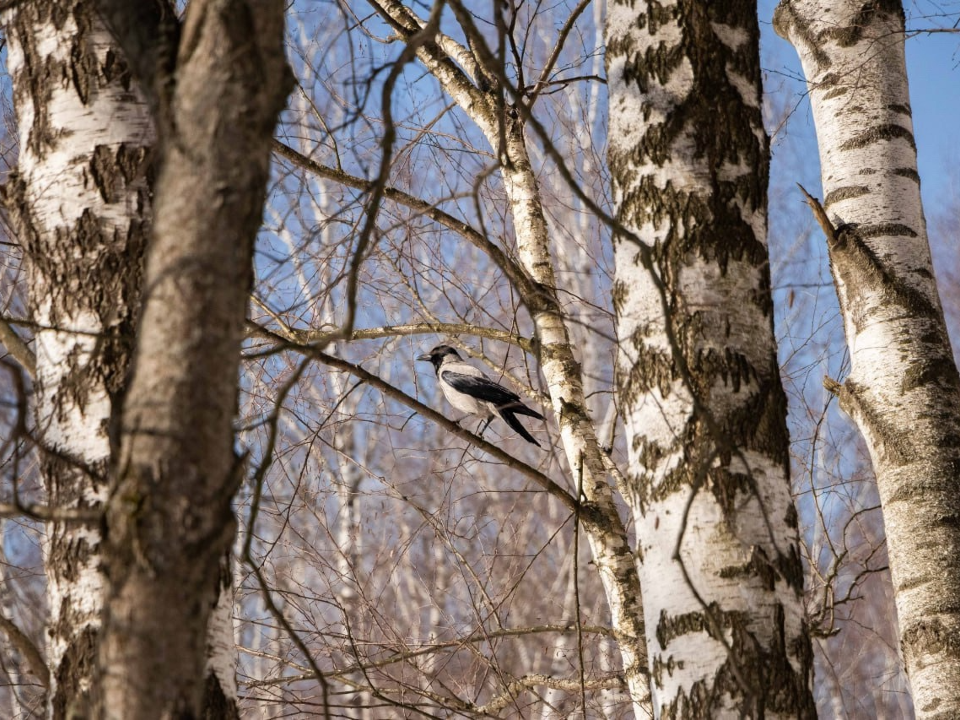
[776,1,960,715]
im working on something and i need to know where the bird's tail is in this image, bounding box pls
[499,401,544,420]
[500,409,541,447]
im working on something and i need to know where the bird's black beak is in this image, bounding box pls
[416,353,432,362]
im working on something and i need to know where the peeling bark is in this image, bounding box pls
[0,2,152,716]
[97,1,291,717]
[607,1,815,716]
[776,1,960,715]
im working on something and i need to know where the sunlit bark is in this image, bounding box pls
[1,3,151,715]
[776,1,960,715]
[607,1,815,716]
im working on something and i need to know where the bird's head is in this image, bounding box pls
[417,344,461,371]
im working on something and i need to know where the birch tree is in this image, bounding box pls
[606,1,815,715]
[775,0,960,715]
[1,3,152,714]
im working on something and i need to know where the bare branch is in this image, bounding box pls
[271,140,538,300]
[246,318,534,355]
[0,502,100,523]
[0,315,34,377]
[0,613,49,690]
[797,183,837,242]
[365,0,490,111]
[268,337,579,512]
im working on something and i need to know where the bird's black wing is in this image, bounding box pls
[440,370,521,406]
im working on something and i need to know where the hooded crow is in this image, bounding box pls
[417,344,544,446]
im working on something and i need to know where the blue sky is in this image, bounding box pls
[759,1,960,230]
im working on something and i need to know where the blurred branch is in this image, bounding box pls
[0,502,99,523]
[0,315,35,377]
[0,614,49,690]
[476,672,626,715]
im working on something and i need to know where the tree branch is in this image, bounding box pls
[797,183,837,242]
[365,0,490,112]
[0,315,34,377]
[0,613,49,690]
[271,140,538,301]
[251,323,577,512]
[246,317,533,355]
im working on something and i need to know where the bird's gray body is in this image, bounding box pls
[437,359,497,417]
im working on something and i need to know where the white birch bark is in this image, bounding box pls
[606,2,815,716]
[775,1,960,715]
[365,2,651,714]
[1,3,152,715]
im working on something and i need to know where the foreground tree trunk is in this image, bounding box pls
[607,1,815,716]
[776,1,960,715]
[95,1,291,717]
[1,3,152,715]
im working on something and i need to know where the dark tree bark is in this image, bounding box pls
[96,0,292,717]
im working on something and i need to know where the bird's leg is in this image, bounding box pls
[476,417,492,439]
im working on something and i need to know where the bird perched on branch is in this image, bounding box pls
[417,344,544,447]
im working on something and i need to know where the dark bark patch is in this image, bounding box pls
[657,602,816,718]
[826,224,935,333]
[824,185,869,207]
[90,143,151,203]
[50,625,97,720]
[47,520,98,585]
[202,670,239,720]
[902,356,958,394]
[718,545,776,590]
[856,222,918,239]
[825,0,904,47]
[893,167,921,183]
[902,617,960,671]
[773,2,831,70]
[839,123,916,152]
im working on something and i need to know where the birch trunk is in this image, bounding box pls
[606,2,815,716]
[775,1,960,715]
[97,1,291,717]
[1,3,152,715]
[495,117,651,718]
